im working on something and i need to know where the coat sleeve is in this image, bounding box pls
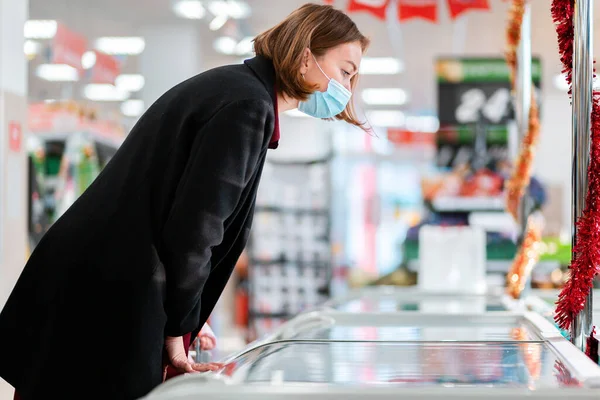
[161,98,271,337]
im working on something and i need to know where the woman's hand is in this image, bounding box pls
[198,324,217,351]
[164,336,223,376]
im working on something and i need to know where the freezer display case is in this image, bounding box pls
[145,378,600,400]
[257,311,547,342]
[320,286,512,314]
[516,289,600,330]
[144,308,600,399]
[521,289,600,360]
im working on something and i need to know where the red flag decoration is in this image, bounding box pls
[91,50,121,85]
[347,0,390,20]
[447,0,490,19]
[52,23,87,71]
[398,0,438,23]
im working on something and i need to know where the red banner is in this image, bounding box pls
[91,50,121,85]
[398,0,438,23]
[447,0,490,20]
[52,23,87,71]
[387,129,435,146]
[347,0,390,20]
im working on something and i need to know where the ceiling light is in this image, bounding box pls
[36,64,79,82]
[24,40,41,58]
[95,37,145,55]
[284,109,310,118]
[226,1,251,18]
[208,1,251,19]
[24,20,57,39]
[359,57,404,75]
[173,0,206,19]
[235,36,254,55]
[405,116,440,133]
[362,88,408,105]
[365,110,405,127]
[213,36,237,55]
[82,51,97,69]
[83,84,130,101]
[115,74,145,92]
[121,99,145,117]
[209,15,228,31]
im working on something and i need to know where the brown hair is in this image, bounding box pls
[254,3,370,130]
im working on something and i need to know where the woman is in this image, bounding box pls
[0,3,369,399]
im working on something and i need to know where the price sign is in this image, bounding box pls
[435,57,542,168]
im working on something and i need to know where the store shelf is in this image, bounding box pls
[431,196,505,212]
[251,258,330,267]
[255,205,329,215]
[249,311,293,319]
[248,158,333,338]
[407,259,560,274]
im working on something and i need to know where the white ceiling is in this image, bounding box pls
[27,0,600,119]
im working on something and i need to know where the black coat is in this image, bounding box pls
[0,56,277,399]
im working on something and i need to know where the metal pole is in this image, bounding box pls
[571,0,594,351]
[515,2,532,239]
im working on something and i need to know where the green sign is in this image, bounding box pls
[436,57,542,84]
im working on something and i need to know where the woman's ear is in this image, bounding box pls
[299,47,311,75]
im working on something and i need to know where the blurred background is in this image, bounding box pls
[1,0,600,388]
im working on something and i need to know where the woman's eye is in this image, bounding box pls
[342,70,351,76]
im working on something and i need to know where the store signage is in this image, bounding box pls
[446,0,490,20]
[397,0,438,23]
[91,51,121,85]
[52,23,87,71]
[387,129,435,146]
[8,121,22,152]
[347,0,390,20]
[435,57,542,168]
[437,58,542,126]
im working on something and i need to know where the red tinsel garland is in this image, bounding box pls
[551,0,600,334]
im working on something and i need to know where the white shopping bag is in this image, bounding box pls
[418,225,487,295]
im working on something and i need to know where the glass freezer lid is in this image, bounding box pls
[272,313,542,342]
[219,340,582,389]
[330,293,507,313]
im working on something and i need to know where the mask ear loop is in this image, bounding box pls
[311,53,331,81]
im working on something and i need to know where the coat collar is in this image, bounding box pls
[244,55,280,149]
[244,55,277,105]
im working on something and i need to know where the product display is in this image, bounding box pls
[26,102,122,232]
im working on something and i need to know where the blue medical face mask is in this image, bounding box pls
[298,55,352,119]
